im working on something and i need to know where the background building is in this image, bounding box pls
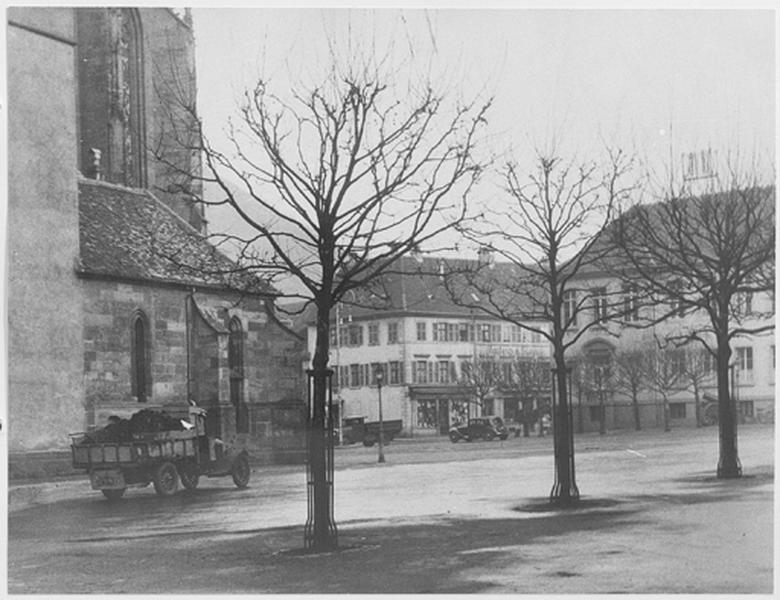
[304,255,550,437]
[565,192,775,433]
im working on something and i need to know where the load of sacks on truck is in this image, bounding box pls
[78,409,188,444]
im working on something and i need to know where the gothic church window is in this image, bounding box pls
[108,8,145,187]
[228,317,248,433]
[131,311,151,402]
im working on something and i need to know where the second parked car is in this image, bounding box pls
[449,416,509,442]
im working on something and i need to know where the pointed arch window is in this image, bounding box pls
[131,311,151,402]
[108,7,145,187]
[228,317,248,433]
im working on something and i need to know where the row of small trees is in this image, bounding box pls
[153,46,774,549]
[457,339,717,436]
[577,342,715,432]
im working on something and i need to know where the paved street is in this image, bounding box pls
[6,425,774,594]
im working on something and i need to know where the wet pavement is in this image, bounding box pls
[5,425,774,594]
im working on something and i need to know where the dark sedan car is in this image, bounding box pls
[449,416,509,442]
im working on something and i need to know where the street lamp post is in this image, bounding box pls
[375,366,386,464]
[596,366,606,435]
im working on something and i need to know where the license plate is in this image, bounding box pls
[90,469,125,490]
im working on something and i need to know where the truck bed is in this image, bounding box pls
[70,429,199,469]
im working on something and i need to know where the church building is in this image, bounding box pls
[7,7,304,476]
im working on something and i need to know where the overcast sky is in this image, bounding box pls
[192,7,775,180]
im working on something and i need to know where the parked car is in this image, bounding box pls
[449,416,509,442]
[342,416,403,447]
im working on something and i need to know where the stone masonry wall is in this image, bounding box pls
[7,8,85,452]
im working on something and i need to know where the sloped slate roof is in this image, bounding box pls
[78,179,269,293]
[301,253,540,325]
[573,184,776,280]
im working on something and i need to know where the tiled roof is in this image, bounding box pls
[302,253,540,325]
[78,179,270,293]
[574,184,776,279]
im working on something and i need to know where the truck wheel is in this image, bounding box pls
[231,453,251,489]
[449,431,460,443]
[152,461,179,496]
[101,488,126,501]
[363,438,375,447]
[484,430,495,441]
[179,462,200,490]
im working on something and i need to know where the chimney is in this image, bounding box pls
[477,245,494,265]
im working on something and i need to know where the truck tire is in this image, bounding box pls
[152,461,179,496]
[101,488,126,501]
[231,453,251,488]
[363,438,375,447]
[178,461,200,490]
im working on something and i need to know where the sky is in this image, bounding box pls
[191,6,775,183]
[187,5,775,294]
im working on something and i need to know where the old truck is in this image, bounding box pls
[342,416,403,447]
[69,407,250,500]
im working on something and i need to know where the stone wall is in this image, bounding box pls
[7,8,86,451]
[82,281,189,427]
[82,281,304,458]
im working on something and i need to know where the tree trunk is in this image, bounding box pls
[549,347,578,505]
[692,384,701,428]
[662,396,670,432]
[522,399,531,437]
[716,327,741,478]
[632,390,641,431]
[305,303,338,550]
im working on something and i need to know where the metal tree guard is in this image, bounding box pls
[717,363,742,477]
[304,368,338,550]
[550,365,579,504]
[375,366,386,464]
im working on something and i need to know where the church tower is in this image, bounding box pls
[76,8,205,232]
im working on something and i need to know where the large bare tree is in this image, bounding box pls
[154,59,492,549]
[445,148,635,505]
[609,170,775,477]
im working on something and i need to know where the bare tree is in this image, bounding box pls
[611,348,650,431]
[153,58,492,549]
[681,345,715,427]
[641,341,685,432]
[445,148,636,505]
[506,356,551,437]
[610,169,775,477]
[458,356,500,420]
